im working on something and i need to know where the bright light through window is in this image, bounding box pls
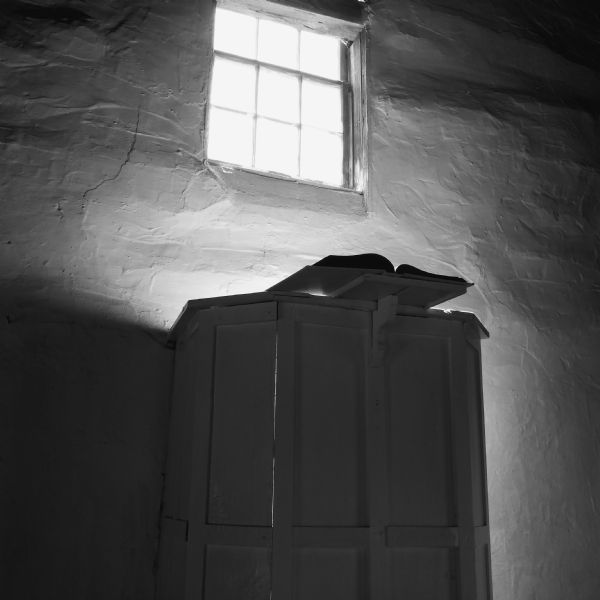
[300,30,341,80]
[258,19,299,70]
[207,6,354,188]
[213,8,256,59]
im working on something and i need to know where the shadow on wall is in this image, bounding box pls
[0,281,174,600]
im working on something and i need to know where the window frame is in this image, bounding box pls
[206,0,367,193]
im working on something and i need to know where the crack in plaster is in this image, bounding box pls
[80,107,141,213]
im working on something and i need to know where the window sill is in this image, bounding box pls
[206,160,367,216]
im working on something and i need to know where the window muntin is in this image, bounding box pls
[207,6,354,189]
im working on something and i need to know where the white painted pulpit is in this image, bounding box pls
[157,263,492,600]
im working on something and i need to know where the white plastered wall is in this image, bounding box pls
[1,0,599,598]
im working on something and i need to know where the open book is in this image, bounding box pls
[268,254,471,307]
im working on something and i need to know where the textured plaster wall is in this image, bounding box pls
[1,0,599,598]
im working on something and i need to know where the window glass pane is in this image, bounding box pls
[214,8,257,59]
[300,30,341,80]
[210,57,256,113]
[207,107,254,167]
[301,80,343,132]
[300,127,343,186]
[257,68,300,123]
[255,118,299,177]
[257,18,298,69]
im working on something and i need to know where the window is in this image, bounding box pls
[206,3,365,190]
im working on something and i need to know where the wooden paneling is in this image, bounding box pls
[160,300,491,600]
[293,321,367,526]
[386,526,459,548]
[204,545,271,600]
[272,303,369,600]
[158,303,277,600]
[203,524,272,546]
[390,547,458,599]
[161,330,206,520]
[156,517,187,600]
[293,526,369,547]
[476,544,492,600]
[293,548,365,600]
[385,325,455,526]
[466,341,487,527]
[208,321,276,526]
[271,313,296,600]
